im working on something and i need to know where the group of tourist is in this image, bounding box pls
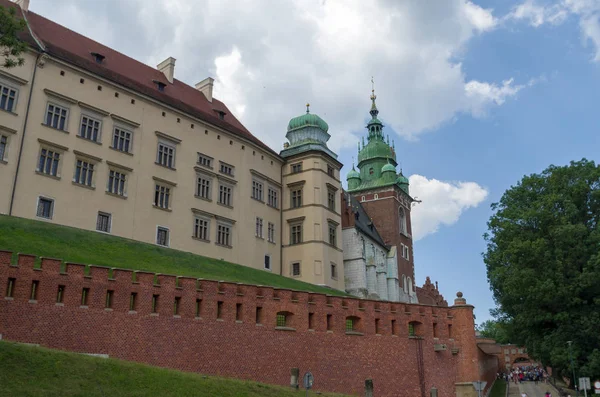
[497,365,549,384]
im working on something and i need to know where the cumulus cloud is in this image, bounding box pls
[508,0,600,62]
[409,175,489,241]
[29,0,525,151]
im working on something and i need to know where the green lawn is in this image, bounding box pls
[489,380,507,397]
[0,215,347,296]
[0,341,351,397]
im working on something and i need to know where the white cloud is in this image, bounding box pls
[508,0,600,62]
[465,78,526,117]
[409,175,489,241]
[29,0,524,151]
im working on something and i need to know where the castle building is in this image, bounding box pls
[1,0,427,303]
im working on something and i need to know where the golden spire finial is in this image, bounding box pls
[306,103,310,114]
[370,76,376,100]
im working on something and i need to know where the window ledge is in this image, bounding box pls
[35,171,61,180]
[109,146,133,156]
[255,236,264,240]
[216,318,224,322]
[215,243,233,249]
[154,162,176,171]
[194,195,212,202]
[266,204,279,210]
[217,202,233,209]
[0,159,7,165]
[105,191,127,200]
[251,197,265,204]
[41,123,69,134]
[29,300,38,304]
[55,302,64,307]
[76,134,102,145]
[104,308,113,312]
[274,326,296,332]
[4,297,14,301]
[150,313,159,317]
[79,305,88,309]
[345,331,364,336]
[0,108,18,116]
[191,236,210,243]
[152,205,172,212]
[128,311,137,315]
[72,181,96,190]
[173,315,181,319]
[235,320,243,324]
[268,240,276,245]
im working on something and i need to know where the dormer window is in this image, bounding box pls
[90,52,105,64]
[214,110,226,120]
[153,80,166,92]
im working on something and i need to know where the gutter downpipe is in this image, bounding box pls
[279,163,284,276]
[9,5,45,216]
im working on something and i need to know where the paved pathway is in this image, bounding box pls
[514,381,557,397]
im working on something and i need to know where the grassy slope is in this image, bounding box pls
[489,380,507,397]
[0,341,351,397]
[0,215,346,295]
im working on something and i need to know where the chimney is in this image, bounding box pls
[157,57,176,84]
[15,0,30,11]
[195,77,214,102]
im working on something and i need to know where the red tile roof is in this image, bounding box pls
[2,0,278,157]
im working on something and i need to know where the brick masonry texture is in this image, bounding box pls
[0,250,497,397]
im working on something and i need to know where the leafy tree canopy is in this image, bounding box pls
[0,5,28,68]
[484,159,600,382]
[476,319,511,345]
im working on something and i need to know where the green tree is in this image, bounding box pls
[0,5,28,68]
[476,319,511,344]
[484,159,600,383]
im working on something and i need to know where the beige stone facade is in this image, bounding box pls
[0,0,347,291]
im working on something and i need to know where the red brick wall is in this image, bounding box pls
[0,251,490,397]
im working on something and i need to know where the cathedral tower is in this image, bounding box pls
[280,105,344,290]
[346,89,417,302]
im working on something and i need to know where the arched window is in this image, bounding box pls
[374,194,378,199]
[403,275,407,292]
[407,277,413,295]
[369,168,374,175]
[361,196,365,202]
[399,207,407,234]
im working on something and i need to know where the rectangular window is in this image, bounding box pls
[327,190,336,211]
[96,212,111,233]
[291,262,300,276]
[193,217,210,241]
[409,323,415,337]
[112,127,132,153]
[264,255,271,270]
[327,314,332,331]
[73,159,94,187]
[197,153,213,168]
[291,162,302,173]
[328,224,337,247]
[330,262,337,279]
[79,115,101,142]
[391,319,397,336]
[81,287,89,306]
[433,322,438,338]
[252,180,263,201]
[217,224,231,246]
[157,142,175,168]
[57,285,65,303]
[218,184,232,206]
[174,297,181,315]
[217,301,223,319]
[267,222,275,243]
[36,197,54,219]
[346,318,354,332]
[308,312,314,330]
[327,164,334,177]
[267,187,278,208]
[255,306,262,324]
[375,319,380,334]
[38,148,60,176]
[130,292,137,311]
[45,103,68,130]
[30,280,39,301]
[401,244,410,260]
[105,290,114,309]
[196,175,211,199]
[291,188,302,208]
[219,162,234,176]
[195,299,202,317]
[152,294,159,313]
[107,170,126,196]
[276,313,287,327]
[5,278,15,298]
[156,226,169,247]
[154,184,171,209]
[255,217,263,238]
[0,135,7,161]
[236,303,242,321]
[290,224,303,245]
[0,83,18,112]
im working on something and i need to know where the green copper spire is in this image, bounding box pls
[281,104,337,159]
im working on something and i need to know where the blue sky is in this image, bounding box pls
[30,0,600,322]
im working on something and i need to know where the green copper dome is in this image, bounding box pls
[382,163,396,173]
[287,113,329,133]
[347,167,360,179]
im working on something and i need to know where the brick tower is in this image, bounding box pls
[346,87,417,303]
